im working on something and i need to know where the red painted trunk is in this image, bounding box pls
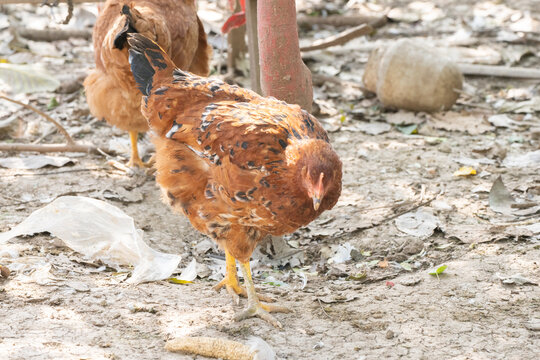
[257,0,313,112]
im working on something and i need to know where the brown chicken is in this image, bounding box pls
[84,0,211,167]
[127,34,342,327]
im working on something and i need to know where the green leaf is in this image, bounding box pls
[168,277,193,284]
[0,63,60,94]
[48,96,59,110]
[346,272,367,281]
[340,114,346,123]
[400,262,412,271]
[396,124,418,135]
[429,265,448,279]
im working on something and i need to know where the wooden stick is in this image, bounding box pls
[458,64,540,79]
[0,143,105,154]
[300,24,373,52]
[297,14,387,28]
[0,95,75,145]
[15,27,92,41]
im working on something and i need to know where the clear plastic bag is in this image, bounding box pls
[0,196,181,284]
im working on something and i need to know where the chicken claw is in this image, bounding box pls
[127,131,153,168]
[213,251,244,305]
[234,262,291,328]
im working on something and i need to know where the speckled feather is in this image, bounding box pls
[128,35,342,262]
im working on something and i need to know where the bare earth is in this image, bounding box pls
[1,1,539,359]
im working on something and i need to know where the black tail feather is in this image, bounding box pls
[113,5,137,50]
[127,34,173,96]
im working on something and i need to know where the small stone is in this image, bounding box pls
[403,238,424,255]
[350,249,364,262]
[0,265,10,279]
[386,330,395,339]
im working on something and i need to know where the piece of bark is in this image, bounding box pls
[300,24,372,52]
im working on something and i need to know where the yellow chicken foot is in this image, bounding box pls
[127,131,151,168]
[213,250,244,304]
[234,261,291,328]
[214,251,275,304]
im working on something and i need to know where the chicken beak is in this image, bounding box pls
[312,172,325,211]
[313,196,321,211]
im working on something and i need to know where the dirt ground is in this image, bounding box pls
[1,1,539,359]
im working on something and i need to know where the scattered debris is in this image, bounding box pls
[0,196,181,284]
[498,274,538,286]
[0,155,74,169]
[489,176,515,215]
[453,166,476,177]
[395,208,440,239]
[329,242,355,264]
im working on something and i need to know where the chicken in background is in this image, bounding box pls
[84,0,211,167]
[126,34,342,327]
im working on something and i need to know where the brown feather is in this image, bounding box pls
[84,0,212,133]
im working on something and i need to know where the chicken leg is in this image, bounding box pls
[127,131,151,168]
[214,250,275,304]
[234,261,291,328]
[213,250,245,304]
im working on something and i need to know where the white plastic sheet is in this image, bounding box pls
[0,196,181,284]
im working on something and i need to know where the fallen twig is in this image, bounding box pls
[354,194,439,233]
[0,167,104,177]
[0,95,74,145]
[15,27,92,42]
[458,64,540,79]
[300,24,373,52]
[61,0,74,24]
[297,14,387,28]
[0,143,105,154]
[317,298,333,319]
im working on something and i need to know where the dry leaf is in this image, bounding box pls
[453,166,476,176]
[395,208,440,238]
[489,176,515,215]
[429,112,493,135]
